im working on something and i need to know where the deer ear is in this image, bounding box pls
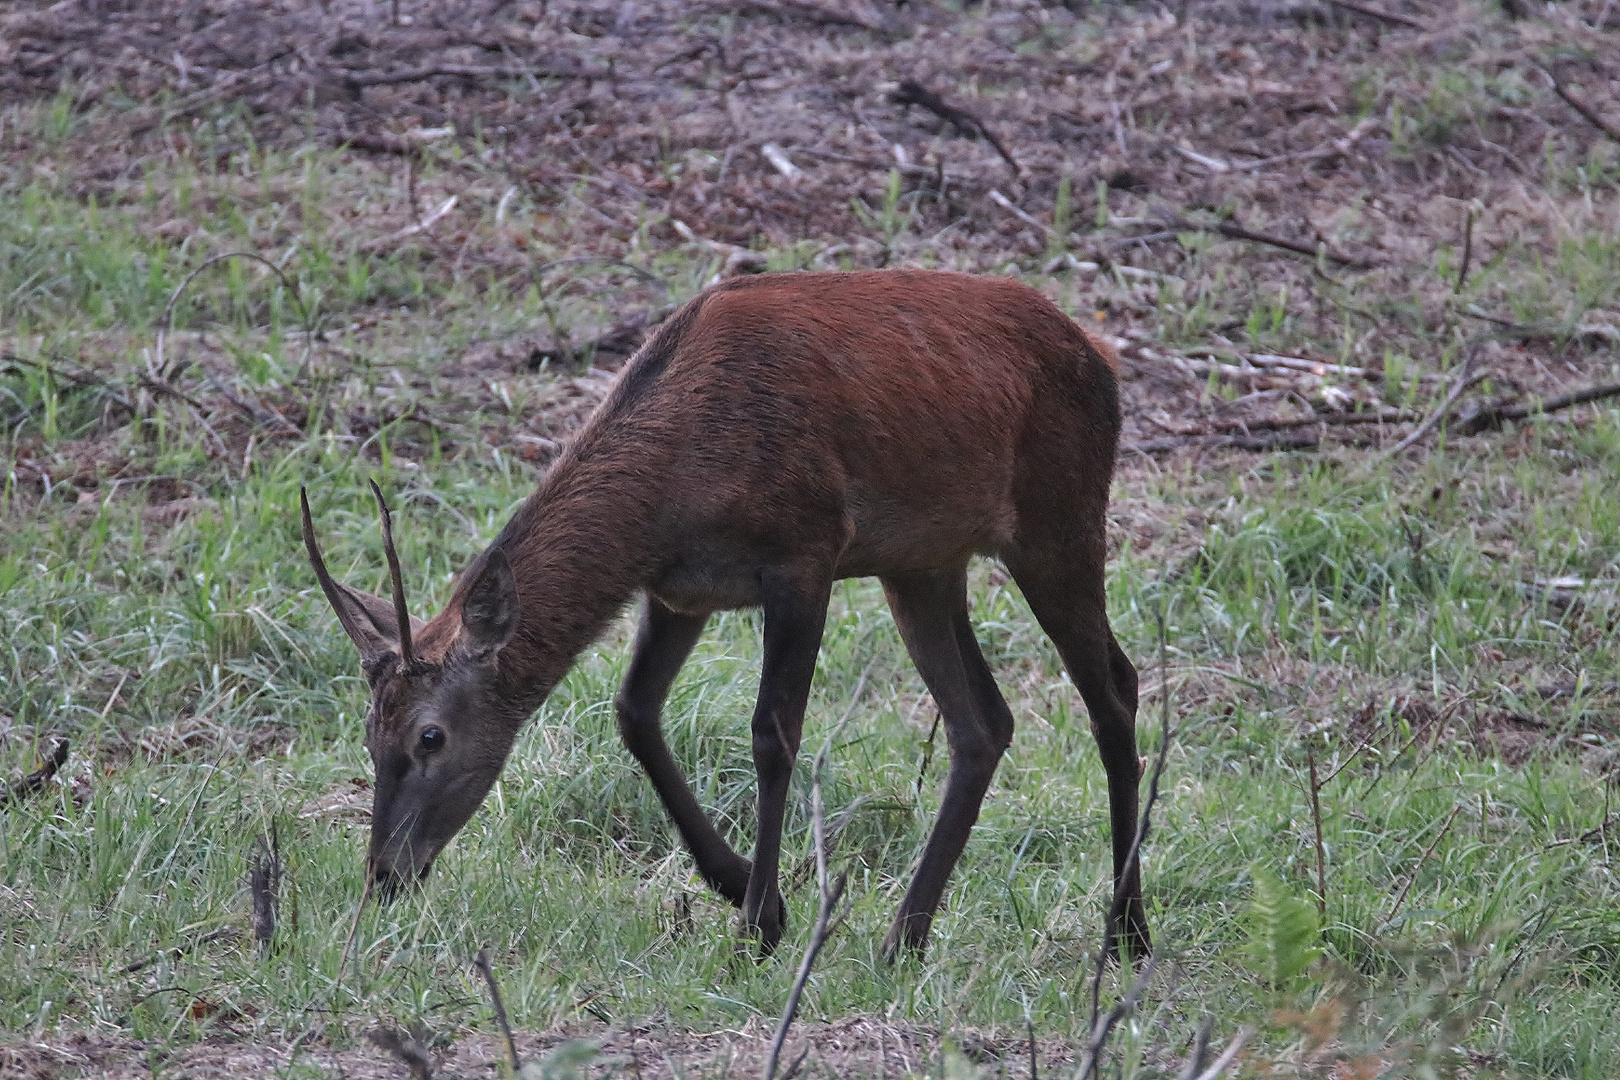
[460,548,518,660]
[334,584,428,651]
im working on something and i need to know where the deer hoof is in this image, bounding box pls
[738,893,788,959]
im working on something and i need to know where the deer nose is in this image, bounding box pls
[368,855,434,902]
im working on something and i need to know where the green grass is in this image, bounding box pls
[4,422,1618,1076]
[2,93,1619,1080]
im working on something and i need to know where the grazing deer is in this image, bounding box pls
[301,269,1147,960]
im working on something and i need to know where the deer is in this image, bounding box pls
[300,268,1148,962]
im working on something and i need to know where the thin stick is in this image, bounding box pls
[119,925,240,974]
[0,737,69,807]
[1454,381,1620,436]
[331,873,372,1008]
[1175,1016,1215,1080]
[1306,742,1327,918]
[1382,804,1461,927]
[1549,73,1620,143]
[474,949,522,1073]
[1212,219,1369,268]
[1188,1027,1253,1080]
[1455,207,1476,293]
[1079,610,1175,1079]
[762,681,862,1080]
[888,79,1020,175]
[1074,953,1161,1080]
[1380,349,1487,458]
[1323,0,1428,28]
[154,251,317,380]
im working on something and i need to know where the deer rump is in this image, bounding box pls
[304,269,1148,962]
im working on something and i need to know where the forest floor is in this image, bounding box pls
[1,0,1618,1076]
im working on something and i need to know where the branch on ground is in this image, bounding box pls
[0,737,69,808]
[888,79,1020,176]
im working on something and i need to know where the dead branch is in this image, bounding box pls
[1211,218,1371,268]
[1323,0,1429,29]
[1075,612,1175,1079]
[120,926,240,974]
[889,79,1020,176]
[1549,74,1620,144]
[0,737,69,808]
[722,0,901,35]
[1381,349,1489,457]
[250,825,282,955]
[473,949,522,1075]
[1125,429,1322,454]
[1453,381,1620,435]
[1175,1016,1215,1080]
[1226,116,1379,172]
[1382,804,1461,926]
[340,62,604,88]
[1188,1028,1253,1080]
[367,1027,434,1080]
[526,307,676,371]
[0,354,135,415]
[358,195,460,253]
[763,668,870,1080]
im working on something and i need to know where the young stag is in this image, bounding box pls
[301,269,1147,960]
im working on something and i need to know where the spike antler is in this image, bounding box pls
[369,478,416,669]
[301,486,374,651]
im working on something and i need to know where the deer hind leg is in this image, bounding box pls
[741,566,833,956]
[1004,541,1149,962]
[881,566,1016,961]
[616,595,753,906]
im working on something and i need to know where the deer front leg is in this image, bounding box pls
[742,567,832,956]
[616,596,754,905]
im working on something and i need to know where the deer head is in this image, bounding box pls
[300,483,521,897]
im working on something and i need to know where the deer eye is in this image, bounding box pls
[418,726,446,754]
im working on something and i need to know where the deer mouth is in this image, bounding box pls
[370,857,435,902]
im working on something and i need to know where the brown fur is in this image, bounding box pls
[304,269,1148,960]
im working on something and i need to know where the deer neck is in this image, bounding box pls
[483,440,661,718]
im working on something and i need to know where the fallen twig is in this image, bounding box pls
[1548,73,1620,144]
[989,188,1051,238]
[1188,1027,1253,1080]
[360,195,459,252]
[1212,218,1370,268]
[341,62,602,88]
[1380,349,1488,458]
[1223,116,1379,172]
[120,926,240,974]
[251,824,281,955]
[1453,381,1620,435]
[1076,611,1175,1079]
[723,0,901,35]
[0,354,135,415]
[889,79,1020,175]
[1323,0,1428,29]
[473,949,522,1075]
[527,306,676,371]
[762,143,804,182]
[1458,308,1620,346]
[1382,804,1461,927]
[367,1027,434,1079]
[1125,429,1322,454]
[0,737,69,808]
[762,672,865,1080]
